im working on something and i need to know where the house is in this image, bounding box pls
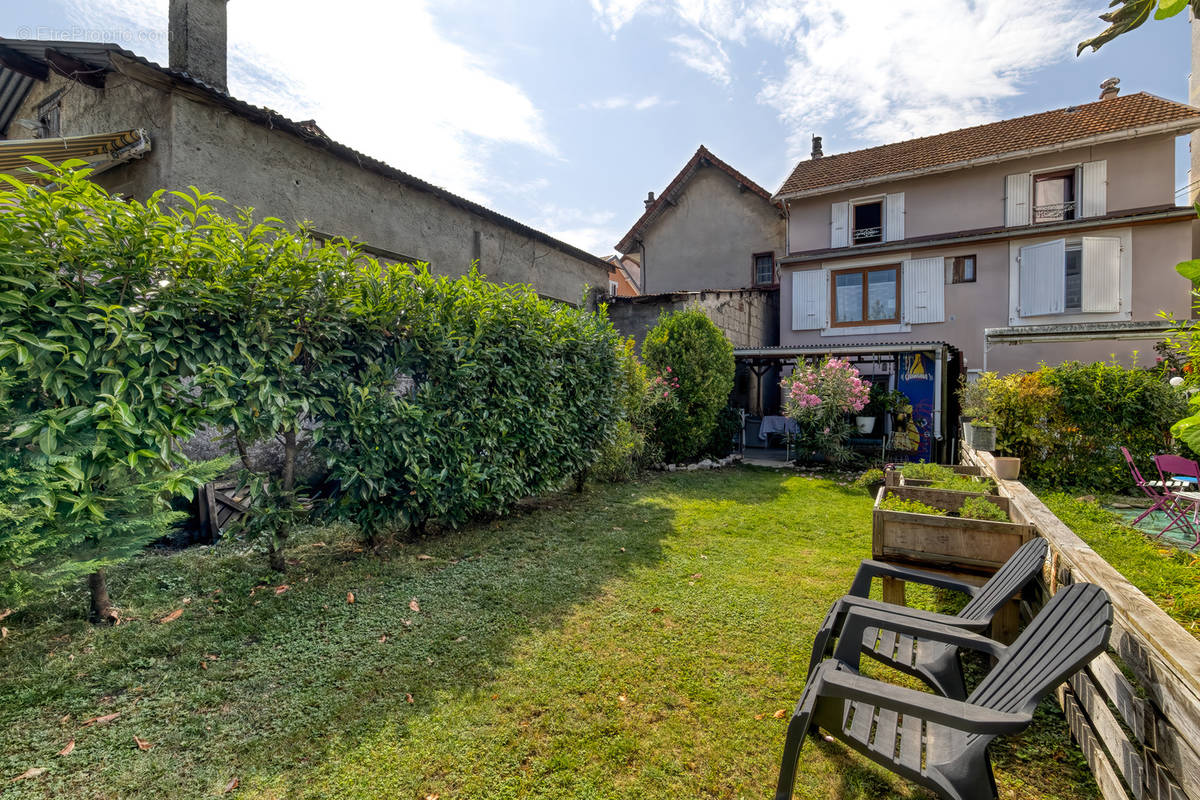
[773,86,1200,377]
[615,145,785,294]
[0,1,609,305]
[605,254,641,296]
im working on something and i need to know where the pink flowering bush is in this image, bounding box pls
[780,357,871,464]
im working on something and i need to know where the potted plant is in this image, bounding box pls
[858,385,905,434]
[958,376,997,452]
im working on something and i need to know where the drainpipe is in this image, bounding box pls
[933,347,944,446]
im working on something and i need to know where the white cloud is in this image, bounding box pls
[63,0,555,203]
[589,0,657,33]
[668,33,731,86]
[532,205,622,254]
[582,95,662,111]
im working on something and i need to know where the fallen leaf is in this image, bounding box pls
[0,608,12,621]
[417,554,433,560]
[425,794,441,800]
[754,713,764,720]
[406,693,414,704]
[182,598,191,604]
[223,776,240,793]
[378,634,388,642]
[650,607,663,614]
[618,547,626,553]
[1,627,7,639]
[156,609,184,624]
[690,573,702,579]
[59,715,71,725]
[11,767,46,781]
[133,736,152,751]
[409,598,420,613]
[402,618,412,627]
[57,740,75,756]
[773,709,787,719]
[346,592,355,604]
[617,694,628,703]
[82,712,120,726]
[274,585,289,595]
[200,662,207,670]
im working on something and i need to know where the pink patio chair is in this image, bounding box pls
[1152,454,1200,547]
[1121,447,1174,525]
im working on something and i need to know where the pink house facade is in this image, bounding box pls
[773,91,1200,377]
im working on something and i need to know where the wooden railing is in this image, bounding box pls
[962,446,1200,800]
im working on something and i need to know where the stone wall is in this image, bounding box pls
[607,288,779,349]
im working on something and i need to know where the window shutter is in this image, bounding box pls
[1005,173,1031,227]
[792,269,827,330]
[884,193,905,242]
[830,202,849,248]
[1081,236,1121,312]
[1080,160,1107,218]
[1018,239,1065,316]
[901,257,945,324]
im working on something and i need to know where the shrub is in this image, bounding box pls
[879,496,947,516]
[964,362,1185,491]
[641,309,734,463]
[959,496,1009,522]
[703,404,742,460]
[0,163,227,614]
[591,338,673,482]
[781,357,871,465]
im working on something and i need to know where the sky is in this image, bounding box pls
[2,1,1195,256]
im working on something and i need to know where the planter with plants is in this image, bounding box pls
[851,467,886,498]
[873,485,1033,573]
[856,385,907,435]
[958,375,998,452]
[885,462,997,494]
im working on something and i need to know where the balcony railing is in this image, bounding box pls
[852,226,882,243]
[1033,201,1076,223]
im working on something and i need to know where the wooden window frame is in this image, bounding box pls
[752,251,776,287]
[950,255,976,284]
[829,263,901,327]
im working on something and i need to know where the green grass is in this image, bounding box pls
[1041,492,1200,638]
[0,468,1096,799]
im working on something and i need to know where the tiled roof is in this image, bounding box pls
[616,145,776,253]
[776,93,1200,198]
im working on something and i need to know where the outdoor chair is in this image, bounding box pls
[1152,454,1200,546]
[1121,446,1175,526]
[805,538,1048,699]
[776,582,1112,800]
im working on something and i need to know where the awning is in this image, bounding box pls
[0,128,151,182]
[984,320,1173,346]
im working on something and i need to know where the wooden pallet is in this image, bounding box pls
[195,481,250,542]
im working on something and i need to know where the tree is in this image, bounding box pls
[1077,0,1199,54]
[641,309,735,463]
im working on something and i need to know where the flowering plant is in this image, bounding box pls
[780,357,870,464]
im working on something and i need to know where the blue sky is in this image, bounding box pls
[2,1,1193,254]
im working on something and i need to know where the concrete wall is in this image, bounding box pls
[641,166,785,294]
[9,71,608,304]
[608,288,779,351]
[778,219,1192,374]
[785,135,1178,253]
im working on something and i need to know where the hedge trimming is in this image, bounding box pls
[0,161,620,606]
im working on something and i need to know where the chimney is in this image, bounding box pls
[169,0,229,91]
[1099,77,1120,100]
[644,191,655,209]
[811,134,823,159]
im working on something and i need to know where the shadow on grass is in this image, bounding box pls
[0,479,683,798]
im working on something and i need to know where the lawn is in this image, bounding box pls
[0,468,1096,799]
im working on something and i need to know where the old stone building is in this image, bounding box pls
[0,0,609,304]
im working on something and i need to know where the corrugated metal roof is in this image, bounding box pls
[0,129,150,181]
[0,68,34,136]
[734,341,955,358]
[0,38,613,277]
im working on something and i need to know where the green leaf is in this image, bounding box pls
[1155,0,1190,18]
[1177,259,1200,281]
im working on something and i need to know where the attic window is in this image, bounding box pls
[37,91,63,138]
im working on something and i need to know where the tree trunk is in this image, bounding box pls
[234,429,252,472]
[268,427,298,573]
[88,570,119,624]
[574,469,587,493]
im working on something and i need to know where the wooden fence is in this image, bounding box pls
[961,446,1200,800]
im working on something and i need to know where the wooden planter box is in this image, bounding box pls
[873,486,1033,573]
[884,464,996,494]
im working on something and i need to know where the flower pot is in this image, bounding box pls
[994,457,1021,480]
[963,422,996,452]
[855,415,876,434]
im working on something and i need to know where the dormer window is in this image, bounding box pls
[1033,171,1075,223]
[852,199,883,244]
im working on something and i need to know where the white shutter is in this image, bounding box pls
[901,257,945,324]
[1080,160,1107,218]
[1081,236,1121,312]
[884,192,905,242]
[1018,239,1065,317]
[830,202,849,248]
[791,269,827,330]
[1005,173,1031,227]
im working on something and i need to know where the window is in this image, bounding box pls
[753,252,775,286]
[1017,236,1120,318]
[852,200,883,244]
[608,279,619,295]
[36,92,63,138]
[948,255,976,284]
[1033,171,1075,223]
[831,264,899,326]
[1063,245,1082,312]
